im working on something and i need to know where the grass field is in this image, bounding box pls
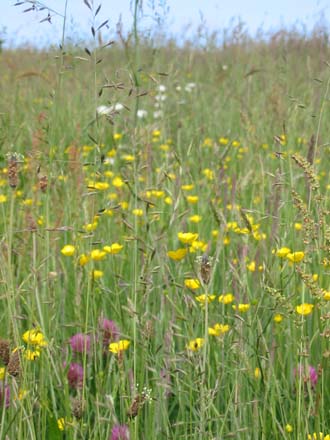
[1,2,330,439]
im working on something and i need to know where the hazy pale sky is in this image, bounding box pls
[1,0,329,47]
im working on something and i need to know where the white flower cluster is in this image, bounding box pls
[96,103,124,116]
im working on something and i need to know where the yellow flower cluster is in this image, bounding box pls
[226,216,266,241]
[61,243,124,269]
[208,323,230,336]
[274,247,305,263]
[296,303,313,316]
[109,340,130,354]
[308,434,330,440]
[187,338,204,352]
[22,328,47,361]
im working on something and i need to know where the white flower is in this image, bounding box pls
[222,65,228,71]
[185,82,196,92]
[153,110,163,119]
[96,103,124,116]
[157,84,166,93]
[155,94,167,102]
[137,109,148,118]
[113,103,124,111]
[176,85,182,92]
[96,105,112,116]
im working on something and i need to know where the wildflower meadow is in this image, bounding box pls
[1,1,330,439]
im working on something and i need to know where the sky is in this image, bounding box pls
[1,0,330,48]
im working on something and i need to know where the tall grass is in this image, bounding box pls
[1,2,330,439]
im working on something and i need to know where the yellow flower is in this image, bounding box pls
[0,367,5,380]
[167,248,187,261]
[113,133,123,141]
[286,251,304,263]
[212,230,219,238]
[184,279,200,290]
[275,247,291,258]
[91,270,104,279]
[122,154,135,162]
[219,293,235,304]
[294,223,302,231]
[104,170,114,178]
[83,222,98,232]
[195,294,216,305]
[165,196,173,205]
[247,261,256,272]
[78,254,89,266]
[0,195,7,203]
[323,290,330,301]
[22,198,33,206]
[279,134,286,145]
[17,389,28,401]
[82,145,94,153]
[109,339,130,354]
[152,129,161,137]
[233,303,250,313]
[208,323,230,336]
[57,418,65,431]
[254,367,261,379]
[202,168,214,180]
[104,243,123,254]
[296,303,313,316]
[91,249,107,261]
[223,236,230,245]
[112,176,124,188]
[187,338,204,352]
[219,137,229,145]
[189,240,207,253]
[189,215,202,223]
[203,137,213,147]
[160,143,170,151]
[120,201,129,210]
[24,349,40,360]
[93,182,109,191]
[285,424,293,433]
[151,190,164,198]
[132,208,143,217]
[308,434,330,440]
[107,148,117,157]
[226,221,238,231]
[22,329,47,347]
[181,184,194,191]
[253,231,266,240]
[274,314,283,323]
[178,232,199,244]
[186,195,199,204]
[61,244,76,257]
